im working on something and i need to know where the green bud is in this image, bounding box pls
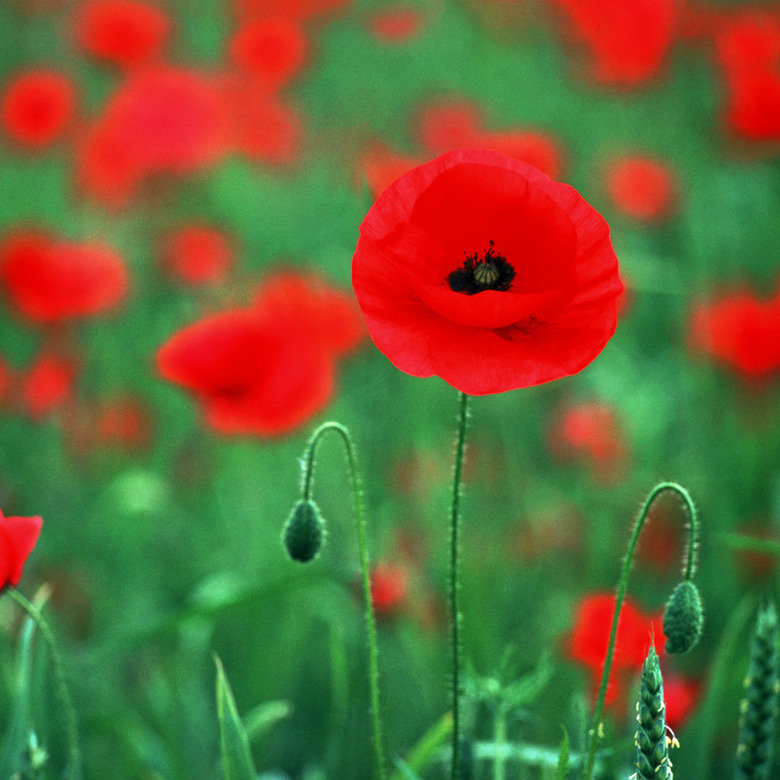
[282,500,325,562]
[663,580,704,653]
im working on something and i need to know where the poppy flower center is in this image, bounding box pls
[447,240,515,295]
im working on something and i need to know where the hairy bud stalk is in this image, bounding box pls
[632,645,675,780]
[735,602,778,780]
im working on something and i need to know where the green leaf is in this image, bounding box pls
[0,613,39,778]
[556,727,570,780]
[243,700,292,744]
[388,712,452,780]
[215,655,258,780]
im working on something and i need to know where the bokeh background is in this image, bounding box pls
[1,0,780,777]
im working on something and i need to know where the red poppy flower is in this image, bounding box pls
[21,352,78,419]
[603,153,677,221]
[662,669,701,729]
[713,13,780,141]
[157,271,363,435]
[0,230,128,323]
[368,6,426,43]
[567,592,663,711]
[77,67,232,204]
[0,510,42,589]
[352,149,622,395]
[547,400,628,482]
[222,77,302,164]
[73,0,171,68]
[229,18,307,90]
[688,288,780,379]
[1,70,75,148]
[369,562,409,615]
[416,99,563,179]
[162,224,234,286]
[550,0,677,87]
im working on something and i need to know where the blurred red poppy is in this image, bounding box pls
[604,154,678,221]
[713,12,780,141]
[21,352,78,420]
[370,562,409,615]
[157,271,364,435]
[547,400,628,482]
[0,230,128,323]
[229,18,307,90]
[77,66,232,204]
[1,70,75,147]
[567,592,663,710]
[417,99,563,179]
[0,510,42,589]
[550,0,677,87]
[352,149,622,395]
[162,224,234,286]
[358,142,424,198]
[368,6,425,43]
[689,288,780,379]
[73,0,171,68]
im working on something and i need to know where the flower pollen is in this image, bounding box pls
[448,240,515,295]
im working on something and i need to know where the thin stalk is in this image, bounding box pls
[9,587,82,780]
[493,706,507,780]
[450,391,470,780]
[302,422,386,780]
[582,482,699,780]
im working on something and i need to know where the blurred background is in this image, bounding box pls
[1,0,779,777]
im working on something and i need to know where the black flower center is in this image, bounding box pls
[447,241,516,295]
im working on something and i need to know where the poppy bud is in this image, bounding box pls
[282,500,325,562]
[663,580,704,654]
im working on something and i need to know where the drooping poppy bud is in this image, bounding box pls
[663,580,704,654]
[282,499,325,562]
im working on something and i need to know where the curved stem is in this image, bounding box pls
[581,481,698,780]
[9,587,82,780]
[450,392,470,780]
[301,422,385,780]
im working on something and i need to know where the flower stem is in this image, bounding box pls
[301,422,386,780]
[8,587,82,780]
[581,481,698,780]
[450,392,470,780]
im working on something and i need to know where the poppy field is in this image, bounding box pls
[1,1,780,778]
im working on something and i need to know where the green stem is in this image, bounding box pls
[301,422,386,780]
[581,481,698,780]
[493,705,507,780]
[450,392,470,780]
[9,587,82,780]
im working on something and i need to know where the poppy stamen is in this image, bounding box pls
[447,240,516,295]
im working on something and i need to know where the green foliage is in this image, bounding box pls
[735,603,779,780]
[214,656,257,780]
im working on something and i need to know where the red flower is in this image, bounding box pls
[370,562,409,615]
[547,400,628,482]
[157,271,364,435]
[21,352,78,419]
[73,0,171,68]
[417,99,563,179]
[713,13,780,141]
[688,288,780,379]
[162,224,234,286]
[228,18,307,91]
[352,149,622,395]
[221,76,302,164]
[0,510,42,589]
[1,70,75,148]
[0,230,128,323]
[662,669,701,729]
[567,592,664,711]
[77,67,232,204]
[368,6,426,43]
[603,153,678,221]
[550,0,677,87]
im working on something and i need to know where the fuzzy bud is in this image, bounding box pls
[282,500,325,562]
[663,580,704,654]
